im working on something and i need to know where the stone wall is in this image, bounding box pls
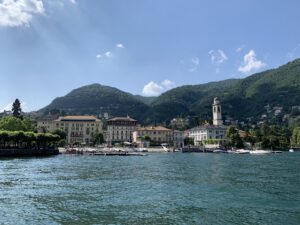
[0,148,59,157]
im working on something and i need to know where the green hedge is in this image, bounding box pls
[0,131,60,149]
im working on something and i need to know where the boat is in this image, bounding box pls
[161,143,170,152]
[234,149,250,154]
[289,149,294,152]
[213,149,227,153]
[250,150,272,154]
[135,147,149,152]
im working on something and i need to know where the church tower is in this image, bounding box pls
[212,97,223,126]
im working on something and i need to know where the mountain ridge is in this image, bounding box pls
[38,58,300,125]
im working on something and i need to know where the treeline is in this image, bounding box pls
[226,124,297,150]
[0,131,60,149]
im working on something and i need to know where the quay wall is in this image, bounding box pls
[0,148,59,157]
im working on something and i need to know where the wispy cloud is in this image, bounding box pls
[208,49,228,73]
[0,0,45,27]
[69,0,76,4]
[116,43,125,49]
[96,51,112,59]
[236,45,245,53]
[0,101,28,112]
[96,43,125,60]
[142,80,176,96]
[287,43,300,60]
[188,57,199,72]
[238,50,266,74]
[208,49,228,64]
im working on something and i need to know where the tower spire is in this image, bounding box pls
[212,97,223,126]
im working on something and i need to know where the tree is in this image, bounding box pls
[291,127,300,147]
[91,132,104,145]
[12,99,22,119]
[0,116,27,131]
[52,129,67,140]
[226,126,244,148]
[184,137,194,146]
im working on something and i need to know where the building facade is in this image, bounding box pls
[106,116,138,144]
[133,126,184,147]
[188,97,227,147]
[38,116,102,145]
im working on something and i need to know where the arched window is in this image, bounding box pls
[218,106,221,113]
[214,107,216,113]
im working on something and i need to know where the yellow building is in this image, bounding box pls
[133,126,173,145]
[38,116,102,145]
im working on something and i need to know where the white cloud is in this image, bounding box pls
[69,0,76,4]
[104,51,112,58]
[142,80,176,96]
[238,50,266,74]
[208,49,228,64]
[0,0,44,27]
[161,79,175,89]
[116,43,125,48]
[96,51,112,59]
[142,81,164,96]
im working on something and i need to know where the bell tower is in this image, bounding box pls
[212,97,223,126]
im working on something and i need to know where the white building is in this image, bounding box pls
[106,116,138,145]
[188,97,227,147]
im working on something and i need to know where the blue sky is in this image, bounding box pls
[0,0,300,111]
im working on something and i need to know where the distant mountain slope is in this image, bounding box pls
[148,58,300,123]
[39,84,150,121]
[38,59,300,125]
[133,95,156,105]
[145,79,240,122]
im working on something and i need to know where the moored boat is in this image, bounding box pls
[250,150,272,154]
[234,149,250,154]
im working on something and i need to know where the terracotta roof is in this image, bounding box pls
[55,116,100,122]
[136,126,171,132]
[107,116,137,122]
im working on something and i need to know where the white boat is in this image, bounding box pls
[213,149,226,153]
[234,149,250,154]
[161,143,170,152]
[289,149,294,152]
[250,150,272,154]
[135,147,149,152]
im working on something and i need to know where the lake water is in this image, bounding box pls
[0,153,299,225]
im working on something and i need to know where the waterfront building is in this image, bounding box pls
[133,126,172,146]
[38,115,102,145]
[173,130,185,148]
[37,119,54,133]
[188,97,227,147]
[133,126,184,147]
[54,116,102,145]
[106,116,138,144]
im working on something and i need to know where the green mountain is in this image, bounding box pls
[133,95,157,105]
[39,59,300,125]
[149,58,300,124]
[39,84,150,121]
